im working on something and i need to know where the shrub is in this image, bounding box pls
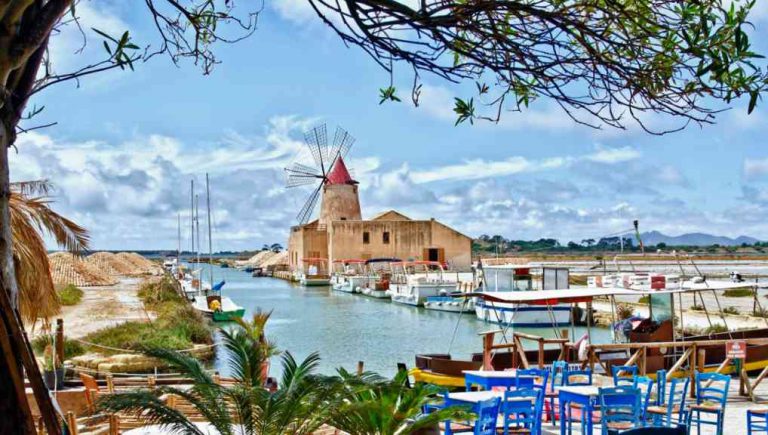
[722,306,740,315]
[723,288,755,298]
[754,308,768,318]
[31,335,85,360]
[137,277,182,308]
[57,284,83,306]
[690,305,704,311]
[637,295,650,304]
[83,289,212,355]
[616,304,634,320]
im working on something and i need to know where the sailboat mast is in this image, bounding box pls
[206,173,214,288]
[190,180,195,256]
[195,194,201,270]
[177,213,181,266]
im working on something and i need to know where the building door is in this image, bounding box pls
[426,248,444,262]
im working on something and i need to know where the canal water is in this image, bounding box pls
[208,267,610,377]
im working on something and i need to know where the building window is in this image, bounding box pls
[340,217,347,221]
[363,232,370,244]
[383,231,390,244]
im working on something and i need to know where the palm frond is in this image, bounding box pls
[141,347,216,387]
[96,390,205,435]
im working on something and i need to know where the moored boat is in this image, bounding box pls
[389,261,456,307]
[474,263,572,327]
[331,259,368,293]
[357,258,400,299]
[299,257,331,286]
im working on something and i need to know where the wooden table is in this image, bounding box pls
[463,370,534,391]
[557,386,600,435]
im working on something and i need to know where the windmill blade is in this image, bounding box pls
[328,126,355,168]
[297,183,323,225]
[304,124,328,175]
[285,162,324,188]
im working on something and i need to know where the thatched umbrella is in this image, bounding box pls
[9,180,89,323]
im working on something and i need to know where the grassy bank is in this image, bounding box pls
[81,277,213,355]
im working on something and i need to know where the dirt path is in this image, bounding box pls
[51,277,154,338]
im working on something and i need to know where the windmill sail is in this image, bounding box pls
[285,124,356,225]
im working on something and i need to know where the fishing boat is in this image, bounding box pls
[191,173,244,322]
[474,264,572,327]
[331,259,368,293]
[358,258,400,299]
[389,261,457,307]
[412,265,768,387]
[299,257,331,286]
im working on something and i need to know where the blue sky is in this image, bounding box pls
[10,0,768,250]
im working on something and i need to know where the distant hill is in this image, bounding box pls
[641,231,761,247]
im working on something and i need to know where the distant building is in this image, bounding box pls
[287,157,472,271]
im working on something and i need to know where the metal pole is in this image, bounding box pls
[190,180,194,256]
[206,173,213,289]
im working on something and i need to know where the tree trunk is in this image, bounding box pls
[0,123,34,434]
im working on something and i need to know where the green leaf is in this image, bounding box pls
[748,90,759,114]
[92,28,117,43]
[378,86,401,104]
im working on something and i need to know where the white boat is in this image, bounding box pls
[389,261,456,307]
[299,257,331,286]
[357,258,400,299]
[474,265,572,327]
[331,259,368,293]
[424,294,475,313]
[190,173,244,322]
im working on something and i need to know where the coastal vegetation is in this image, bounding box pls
[56,284,83,306]
[723,288,756,298]
[31,334,85,360]
[722,306,741,315]
[97,313,469,434]
[81,278,212,355]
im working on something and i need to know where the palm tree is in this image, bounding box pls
[327,369,472,435]
[96,315,472,434]
[10,180,88,323]
[97,319,340,434]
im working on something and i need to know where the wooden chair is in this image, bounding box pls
[167,393,208,423]
[79,373,108,411]
[65,411,110,435]
[106,375,155,394]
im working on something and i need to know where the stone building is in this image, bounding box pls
[287,157,472,271]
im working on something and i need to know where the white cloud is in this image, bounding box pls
[744,157,768,179]
[407,144,640,184]
[273,0,319,24]
[585,145,641,163]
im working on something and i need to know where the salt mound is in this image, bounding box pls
[261,251,288,267]
[114,252,163,276]
[49,252,118,287]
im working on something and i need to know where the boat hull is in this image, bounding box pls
[474,300,571,327]
[301,277,331,286]
[424,296,474,313]
[390,283,456,307]
[359,288,390,299]
[213,308,246,322]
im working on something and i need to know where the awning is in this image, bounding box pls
[469,287,642,305]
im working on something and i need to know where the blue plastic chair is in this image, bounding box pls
[633,376,654,421]
[748,409,768,434]
[686,372,730,435]
[612,365,639,387]
[502,388,543,435]
[547,361,568,424]
[565,368,593,386]
[517,368,549,393]
[647,377,689,427]
[473,397,502,435]
[599,386,643,435]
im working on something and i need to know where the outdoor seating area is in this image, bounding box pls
[424,363,768,435]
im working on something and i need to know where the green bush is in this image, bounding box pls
[638,295,650,304]
[57,284,84,306]
[722,306,740,315]
[690,305,704,311]
[31,335,85,359]
[137,277,182,308]
[723,288,755,298]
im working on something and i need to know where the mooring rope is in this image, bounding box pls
[72,338,219,355]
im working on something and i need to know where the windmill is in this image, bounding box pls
[285,124,356,225]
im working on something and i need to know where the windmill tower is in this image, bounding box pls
[285,124,361,227]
